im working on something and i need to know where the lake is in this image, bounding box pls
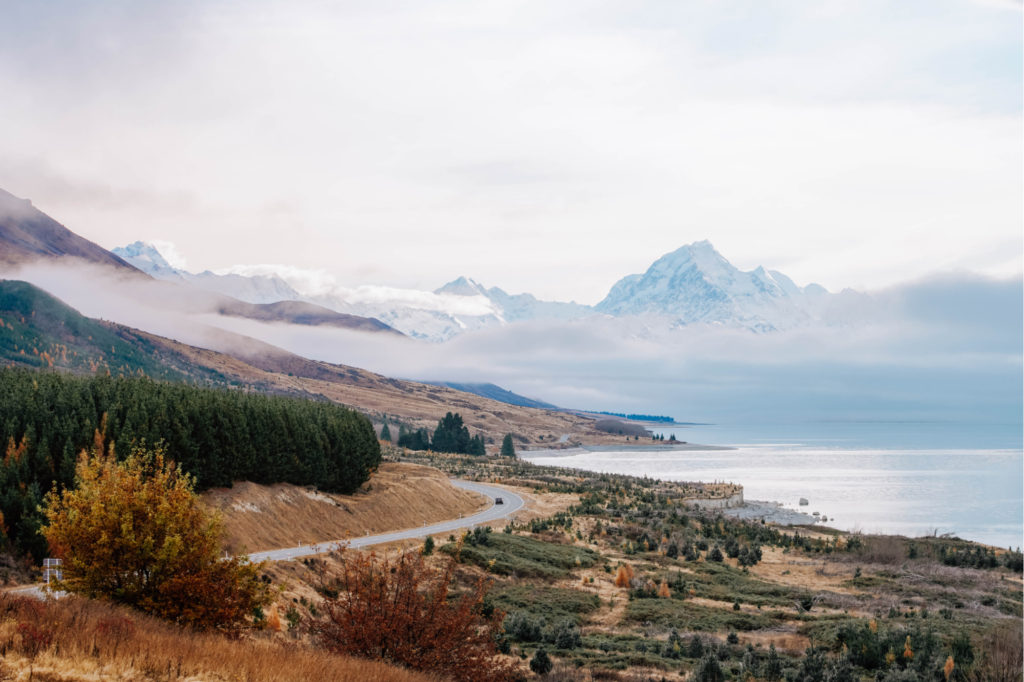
[524,421,1023,549]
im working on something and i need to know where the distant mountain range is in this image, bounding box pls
[114,239,833,341]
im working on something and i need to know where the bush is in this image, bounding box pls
[312,549,517,681]
[549,620,582,650]
[41,446,269,630]
[694,651,725,681]
[530,648,553,675]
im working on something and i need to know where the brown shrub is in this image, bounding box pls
[311,548,519,682]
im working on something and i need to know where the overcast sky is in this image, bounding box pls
[1,0,1020,304]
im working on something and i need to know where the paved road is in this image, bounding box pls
[3,479,522,600]
[248,479,525,563]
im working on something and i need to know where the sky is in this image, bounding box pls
[0,0,1021,304]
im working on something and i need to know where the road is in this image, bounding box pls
[4,479,525,600]
[247,479,525,562]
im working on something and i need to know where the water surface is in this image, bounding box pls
[526,421,1022,548]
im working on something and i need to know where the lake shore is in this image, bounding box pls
[722,500,820,526]
[522,442,734,458]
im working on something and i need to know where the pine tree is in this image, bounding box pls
[500,433,516,457]
[380,422,392,442]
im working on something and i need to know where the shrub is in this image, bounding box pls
[694,651,725,681]
[550,620,582,650]
[41,446,269,630]
[530,648,553,675]
[312,549,516,681]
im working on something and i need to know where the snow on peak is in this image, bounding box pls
[595,241,825,329]
[435,276,488,297]
[112,241,183,279]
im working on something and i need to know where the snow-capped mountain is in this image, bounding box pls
[435,277,592,323]
[113,240,831,340]
[114,242,304,304]
[595,241,827,331]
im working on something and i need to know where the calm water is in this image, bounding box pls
[525,421,1023,549]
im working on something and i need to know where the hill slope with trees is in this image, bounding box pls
[0,369,380,559]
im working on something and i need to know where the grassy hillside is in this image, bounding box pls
[0,279,227,383]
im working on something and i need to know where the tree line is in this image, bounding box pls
[395,412,486,455]
[0,368,380,560]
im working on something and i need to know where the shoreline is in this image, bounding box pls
[522,442,735,458]
[721,499,820,526]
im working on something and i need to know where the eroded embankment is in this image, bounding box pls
[203,462,488,553]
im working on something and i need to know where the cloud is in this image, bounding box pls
[148,240,189,270]
[219,263,500,317]
[0,0,1018,303]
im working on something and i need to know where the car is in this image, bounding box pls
[495,497,504,505]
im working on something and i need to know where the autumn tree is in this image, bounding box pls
[40,445,270,630]
[311,548,517,681]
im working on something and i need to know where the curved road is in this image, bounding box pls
[5,480,522,600]
[248,479,524,563]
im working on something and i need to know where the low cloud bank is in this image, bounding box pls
[3,262,1020,427]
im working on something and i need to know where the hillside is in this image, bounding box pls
[0,279,228,383]
[0,189,140,272]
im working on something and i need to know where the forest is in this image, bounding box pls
[0,368,380,560]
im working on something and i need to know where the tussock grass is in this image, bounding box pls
[0,594,436,682]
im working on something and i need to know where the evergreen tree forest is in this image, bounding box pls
[0,368,380,560]
[397,412,485,455]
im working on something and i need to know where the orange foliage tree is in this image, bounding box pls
[40,445,270,631]
[614,563,634,588]
[311,548,518,681]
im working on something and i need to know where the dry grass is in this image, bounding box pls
[204,462,488,553]
[0,594,437,682]
[749,547,860,595]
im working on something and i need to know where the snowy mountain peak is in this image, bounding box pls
[112,242,183,279]
[435,276,488,297]
[595,241,825,330]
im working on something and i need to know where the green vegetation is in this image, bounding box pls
[397,411,486,455]
[500,433,515,457]
[489,585,601,624]
[441,528,599,579]
[0,368,380,558]
[0,280,226,383]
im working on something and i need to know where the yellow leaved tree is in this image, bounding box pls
[41,445,270,630]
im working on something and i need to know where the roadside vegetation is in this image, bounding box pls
[0,368,380,557]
